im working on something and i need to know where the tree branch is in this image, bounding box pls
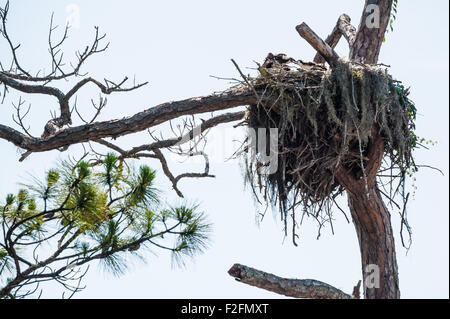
[335,128,385,196]
[228,263,351,299]
[314,14,356,64]
[92,111,244,197]
[65,77,148,101]
[365,130,385,187]
[123,111,246,156]
[0,87,257,155]
[0,73,65,100]
[0,6,109,83]
[338,14,357,46]
[296,23,340,67]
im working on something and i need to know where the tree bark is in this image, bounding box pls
[289,1,399,299]
[313,14,356,64]
[0,86,256,153]
[347,186,400,299]
[228,263,352,299]
[296,23,340,67]
[346,0,398,299]
[335,125,400,298]
[350,0,393,64]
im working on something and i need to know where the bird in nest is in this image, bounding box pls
[260,52,327,73]
[262,53,294,69]
[296,59,327,71]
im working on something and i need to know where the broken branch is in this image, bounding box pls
[314,14,356,64]
[228,263,351,299]
[296,22,340,67]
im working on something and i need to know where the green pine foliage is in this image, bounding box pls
[0,153,210,298]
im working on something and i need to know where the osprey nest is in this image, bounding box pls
[242,57,416,228]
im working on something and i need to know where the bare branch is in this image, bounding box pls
[152,149,185,197]
[11,97,33,137]
[91,111,244,195]
[0,73,65,100]
[0,3,109,83]
[296,23,340,67]
[228,263,351,299]
[65,77,148,101]
[0,87,257,155]
[314,14,356,64]
[0,1,31,76]
[125,111,245,156]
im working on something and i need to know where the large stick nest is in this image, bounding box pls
[242,58,416,233]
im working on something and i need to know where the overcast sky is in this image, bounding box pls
[0,0,448,298]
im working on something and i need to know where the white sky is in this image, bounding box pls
[0,0,448,298]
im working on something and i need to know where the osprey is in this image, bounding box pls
[262,52,294,69]
[297,60,327,71]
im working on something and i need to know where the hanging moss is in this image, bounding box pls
[243,60,416,232]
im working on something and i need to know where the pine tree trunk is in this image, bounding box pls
[348,0,398,298]
[335,128,400,298]
[350,0,393,64]
[232,0,400,299]
[348,185,400,299]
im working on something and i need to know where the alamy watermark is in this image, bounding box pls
[365,4,381,29]
[365,264,380,289]
[247,127,278,175]
[65,4,80,29]
[171,125,279,175]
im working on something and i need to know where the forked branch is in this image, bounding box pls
[314,14,356,64]
[0,87,256,154]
